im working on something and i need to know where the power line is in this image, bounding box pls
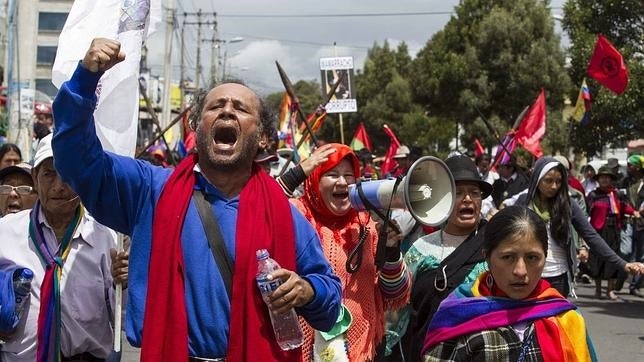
[220,32,371,50]
[216,6,562,18]
[217,11,454,18]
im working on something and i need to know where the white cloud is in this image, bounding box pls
[144,0,567,96]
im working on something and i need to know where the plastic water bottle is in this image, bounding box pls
[13,268,33,320]
[256,249,303,350]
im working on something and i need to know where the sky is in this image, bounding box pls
[145,0,567,96]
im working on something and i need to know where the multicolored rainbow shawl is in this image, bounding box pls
[422,272,598,361]
[28,201,84,362]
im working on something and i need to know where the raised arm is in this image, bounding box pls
[52,38,169,234]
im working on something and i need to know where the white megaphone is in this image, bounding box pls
[348,156,455,226]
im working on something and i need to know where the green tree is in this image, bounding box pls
[411,0,570,156]
[562,0,644,157]
[345,41,456,156]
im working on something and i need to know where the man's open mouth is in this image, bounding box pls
[213,124,239,148]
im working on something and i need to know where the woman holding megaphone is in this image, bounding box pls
[386,154,493,362]
[287,143,411,362]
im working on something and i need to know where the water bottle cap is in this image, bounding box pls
[21,269,34,279]
[256,249,269,260]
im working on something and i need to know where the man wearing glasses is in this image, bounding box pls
[0,163,37,217]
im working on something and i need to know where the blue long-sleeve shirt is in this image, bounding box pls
[51,63,342,357]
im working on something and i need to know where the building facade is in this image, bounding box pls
[3,0,72,157]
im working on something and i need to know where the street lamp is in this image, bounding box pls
[209,37,244,85]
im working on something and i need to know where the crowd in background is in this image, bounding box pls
[0,59,643,360]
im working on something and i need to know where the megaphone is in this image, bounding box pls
[349,156,455,226]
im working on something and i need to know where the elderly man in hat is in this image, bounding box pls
[0,134,118,361]
[0,162,38,217]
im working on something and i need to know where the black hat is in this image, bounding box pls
[357,148,375,162]
[595,165,617,180]
[254,150,278,163]
[445,155,493,198]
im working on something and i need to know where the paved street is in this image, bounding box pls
[117,282,644,361]
[573,282,644,361]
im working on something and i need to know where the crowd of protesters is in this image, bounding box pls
[0,37,643,362]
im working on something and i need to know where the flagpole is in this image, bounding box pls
[473,105,515,164]
[333,42,345,144]
[161,0,175,128]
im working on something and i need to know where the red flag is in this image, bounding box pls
[514,89,546,158]
[473,138,485,158]
[381,124,401,177]
[587,34,629,95]
[350,122,373,152]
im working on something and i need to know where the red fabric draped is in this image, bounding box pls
[142,153,300,361]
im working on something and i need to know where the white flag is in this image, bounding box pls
[52,0,161,156]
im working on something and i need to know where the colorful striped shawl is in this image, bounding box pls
[29,202,83,362]
[422,272,597,362]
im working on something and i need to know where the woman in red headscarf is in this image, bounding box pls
[289,143,411,361]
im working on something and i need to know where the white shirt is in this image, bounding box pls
[480,169,499,186]
[0,208,117,361]
[542,224,569,278]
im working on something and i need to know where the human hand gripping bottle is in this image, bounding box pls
[256,249,304,350]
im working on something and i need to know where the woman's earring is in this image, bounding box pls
[486,273,494,288]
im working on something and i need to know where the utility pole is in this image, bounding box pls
[194,9,203,92]
[177,12,216,96]
[161,0,175,128]
[209,18,219,87]
[179,14,186,108]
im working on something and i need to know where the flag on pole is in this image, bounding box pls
[491,133,517,170]
[277,93,295,148]
[473,138,485,158]
[571,78,591,125]
[350,122,372,152]
[276,93,310,161]
[52,0,162,157]
[586,34,629,95]
[381,124,401,177]
[514,89,546,158]
[299,106,327,143]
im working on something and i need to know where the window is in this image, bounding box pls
[35,79,58,98]
[38,12,68,32]
[37,46,57,65]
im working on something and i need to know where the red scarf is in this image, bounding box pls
[141,153,301,361]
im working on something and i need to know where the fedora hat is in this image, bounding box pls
[445,155,493,198]
[595,165,617,180]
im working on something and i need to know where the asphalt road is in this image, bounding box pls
[118,282,644,361]
[573,281,644,360]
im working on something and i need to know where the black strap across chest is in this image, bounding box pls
[192,189,234,300]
